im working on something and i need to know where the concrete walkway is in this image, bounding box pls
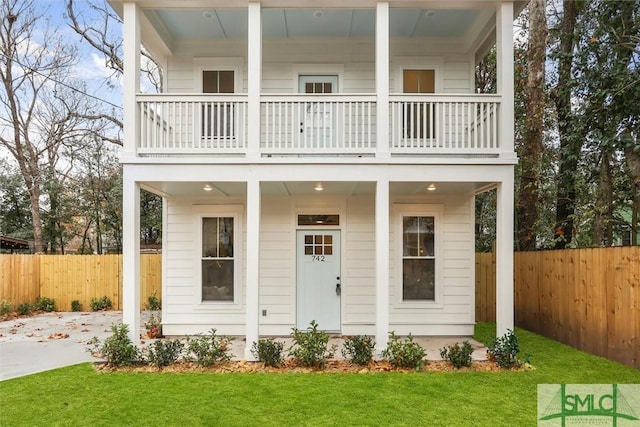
[0,311,486,381]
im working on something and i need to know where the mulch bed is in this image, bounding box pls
[94,359,511,374]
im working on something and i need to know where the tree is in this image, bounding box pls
[0,0,80,252]
[0,160,32,240]
[516,0,548,251]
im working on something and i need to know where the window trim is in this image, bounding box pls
[195,206,243,308]
[394,204,444,308]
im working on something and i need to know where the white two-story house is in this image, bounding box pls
[110,0,522,359]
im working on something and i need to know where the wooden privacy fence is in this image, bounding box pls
[2,250,639,368]
[0,255,161,311]
[476,247,640,370]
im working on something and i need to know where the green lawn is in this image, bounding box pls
[1,323,638,427]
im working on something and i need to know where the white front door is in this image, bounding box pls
[298,75,338,148]
[296,230,341,331]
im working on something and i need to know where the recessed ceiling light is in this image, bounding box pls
[427,183,437,191]
[313,10,324,18]
[202,11,213,19]
[203,184,213,192]
[424,10,436,18]
[314,183,324,191]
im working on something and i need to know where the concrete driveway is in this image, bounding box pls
[0,311,124,381]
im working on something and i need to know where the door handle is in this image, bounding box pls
[336,283,341,296]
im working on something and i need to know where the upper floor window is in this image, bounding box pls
[203,70,234,94]
[402,69,435,140]
[201,70,235,139]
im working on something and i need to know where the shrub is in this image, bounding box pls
[251,339,284,367]
[288,320,337,369]
[92,323,140,367]
[90,296,112,311]
[381,332,426,370]
[71,300,82,312]
[440,341,474,368]
[342,335,375,366]
[185,329,232,367]
[144,339,184,368]
[145,292,162,311]
[487,329,521,369]
[16,302,33,316]
[36,296,56,312]
[0,300,12,316]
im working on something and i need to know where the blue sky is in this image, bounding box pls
[33,0,124,112]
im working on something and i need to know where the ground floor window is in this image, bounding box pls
[202,217,234,301]
[402,215,436,301]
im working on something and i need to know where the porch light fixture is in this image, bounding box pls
[202,11,213,19]
[424,10,436,17]
[427,183,437,191]
[313,10,324,18]
[203,184,213,192]
[314,183,324,191]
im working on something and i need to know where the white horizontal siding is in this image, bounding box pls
[259,197,295,325]
[165,38,470,96]
[163,198,247,333]
[389,195,474,328]
[344,196,376,325]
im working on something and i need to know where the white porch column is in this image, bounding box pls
[122,2,140,158]
[496,2,515,157]
[122,172,141,344]
[495,175,515,336]
[247,2,262,160]
[376,2,390,159]
[375,179,390,355]
[244,179,260,360]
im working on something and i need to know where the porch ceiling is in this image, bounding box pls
[143,7,489,45]
[141,181,493,198]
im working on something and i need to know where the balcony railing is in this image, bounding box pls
[137,94,500,157]
[138,94,248,155]
[390,94,500,154]
[261,94,376,154]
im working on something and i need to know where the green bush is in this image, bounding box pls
[381,332,426,370]
[185,329,232,367]
[251,339,284,367]
[90,296,112,311]
[440,341,474,368]
[0,299,12,316]
[144,339,184,368]
[288,320,337,369]
[16,302,33,316]
[145,292,161,311]
[342,335,375,366]
[36,296,56,312]
[487,329,521,369]
[90,323,140,367]
[71,300,82,312]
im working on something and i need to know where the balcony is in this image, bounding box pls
[137,94,500,157]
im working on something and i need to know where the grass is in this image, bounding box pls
[1,323,638,426]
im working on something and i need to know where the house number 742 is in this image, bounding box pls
[312,255,325,262]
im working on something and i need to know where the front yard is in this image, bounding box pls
[1,323,638,426]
